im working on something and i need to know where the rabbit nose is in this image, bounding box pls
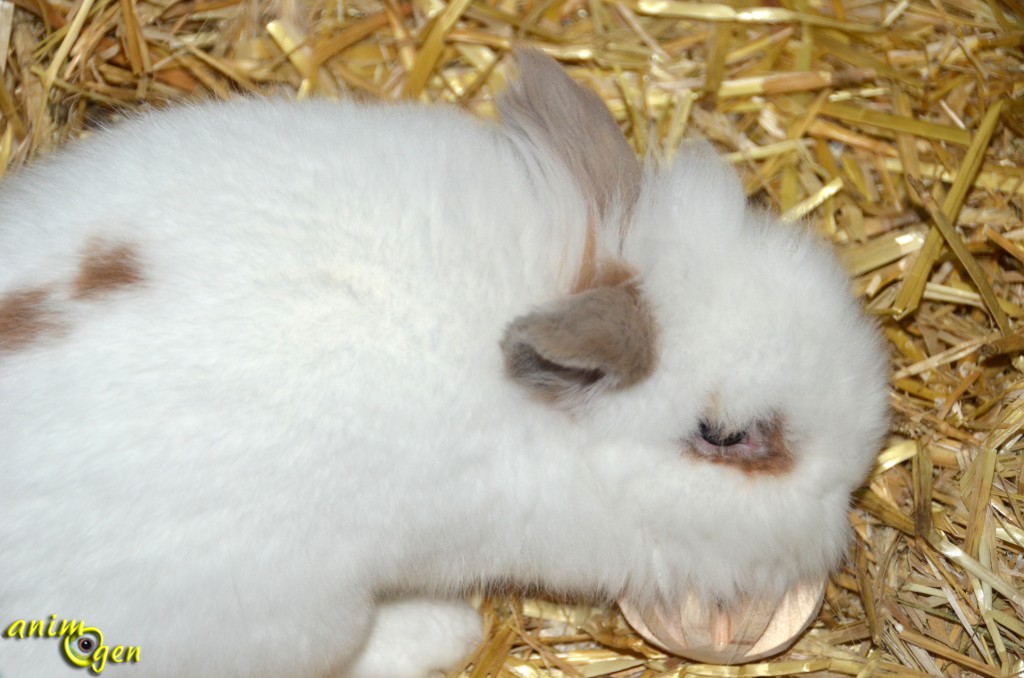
[617,579,825,664]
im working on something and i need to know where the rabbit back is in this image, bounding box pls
[0,98,593,677]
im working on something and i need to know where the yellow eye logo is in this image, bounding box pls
[63,627,104,668]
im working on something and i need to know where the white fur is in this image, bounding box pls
[0,86,887,676]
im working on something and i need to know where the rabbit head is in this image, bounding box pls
[498,50,889,663]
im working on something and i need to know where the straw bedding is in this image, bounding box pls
[1,0,1021,674]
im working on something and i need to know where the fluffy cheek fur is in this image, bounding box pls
[583,424,856,607]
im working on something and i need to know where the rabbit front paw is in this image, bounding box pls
[345,597,481,678]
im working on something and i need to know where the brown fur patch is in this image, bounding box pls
[73,240,143,300]
[686,415,795,476]
[572,222,599,293]
[0,288,61,351]
[573,257,637,294]
[593,260,637,289]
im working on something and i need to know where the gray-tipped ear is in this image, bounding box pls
[498,49,641,226]
[501,281,657,404]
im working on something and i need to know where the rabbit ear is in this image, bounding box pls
[501,274,657,404]
[499,51,654,405]
[498,49,641,292]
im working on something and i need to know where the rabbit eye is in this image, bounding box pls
[698,420,747,447]
[686,414,793,475]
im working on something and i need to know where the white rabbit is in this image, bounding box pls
[0,50,888,677]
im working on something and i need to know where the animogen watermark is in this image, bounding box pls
[3,615,140,674]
